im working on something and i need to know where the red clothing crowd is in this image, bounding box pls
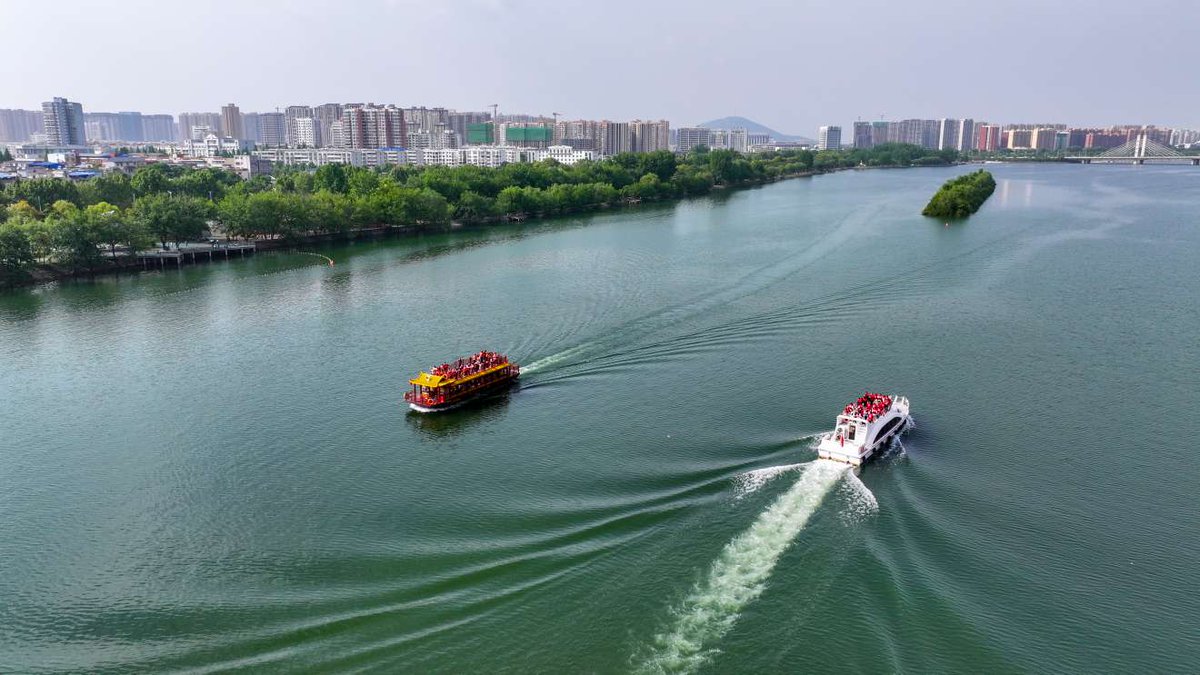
[843,392,893,422]
[430,350,508,381]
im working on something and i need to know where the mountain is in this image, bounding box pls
[697,116,812,143]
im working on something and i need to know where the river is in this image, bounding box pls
[1,163,1197,673]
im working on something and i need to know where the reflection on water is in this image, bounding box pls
[404,389,515,438]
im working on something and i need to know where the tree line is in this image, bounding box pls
[0,143,956,285]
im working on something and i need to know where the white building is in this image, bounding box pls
[676,127,711,153]
[293,117,321,148]
[729,128,748,152]
[406,129,457,150]
[817,125,841,150]
[525,145,596,165]
[412,146,522,168]
[252,147,407,167]
[185,133,247,158]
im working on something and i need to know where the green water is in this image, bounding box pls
[1,164,1197,673]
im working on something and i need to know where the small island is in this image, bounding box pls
[922,170,996,219]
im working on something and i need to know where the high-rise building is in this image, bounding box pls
[956,118,976,151]
[116,112,144,142]
[1066,128,1092,149]
[728,128,748,153]
[313,104,342,148]
[177,112,223,142]
[221,103,244,140]
[0,109,44,142]
[817,125,841,150]
[404,107,449,134]
[1030,127,1058,151]
[1084,131,1124,150]
[1005,128,1032,150]
[976,124,1002,151]
[676,127,711,153]
[258,112,287,147]
[890,119,922,145]
[465,122,495,145]
[937,118,960,151]
[853,121,873,149]
[84,112,121,141]
[871,121,889,147]
[293,117,320,147]
[631,119,671,152]
[338,104,406,148]
[502,123,553,149]
[283,106,314,147]
[600,121,632,155]
[141,114,176,142]
[448,111,490,146]
[240,112,260,144]
[42,97,86,145]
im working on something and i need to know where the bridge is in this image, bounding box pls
[1067,134,1200,164]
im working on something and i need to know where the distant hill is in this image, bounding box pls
[697,116,812,143]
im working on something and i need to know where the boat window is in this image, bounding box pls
[873,417,903,442]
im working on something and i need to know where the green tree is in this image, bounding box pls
[46,200,106,272]
[131,194,212,248]
[130,164,174,196]
[313,164,349,194]
[7,178,81,211]
[346,168,381,197]
[84,202,149,259]
[79,172,136,209]
[0,221,35,284]
[454,190,495,221]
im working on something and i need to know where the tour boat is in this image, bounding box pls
[404,350,520,413]
[816,392,911,466]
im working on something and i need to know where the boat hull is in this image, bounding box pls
[816,396,910,466]
[406,374,519,413]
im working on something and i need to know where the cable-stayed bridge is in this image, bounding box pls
[1068,134,1199,164]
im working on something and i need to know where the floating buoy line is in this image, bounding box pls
[295,251,335,266]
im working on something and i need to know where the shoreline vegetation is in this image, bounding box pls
[921,170,997,219]
[0,144,960,288]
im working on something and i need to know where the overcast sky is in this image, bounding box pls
[3,0,1197,135]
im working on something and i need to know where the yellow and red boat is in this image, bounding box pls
[404,350,520,413]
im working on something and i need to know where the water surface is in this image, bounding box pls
[2,164,1197,673]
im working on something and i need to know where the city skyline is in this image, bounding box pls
[2,0,1198,135]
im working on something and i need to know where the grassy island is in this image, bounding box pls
[921,170,996,219]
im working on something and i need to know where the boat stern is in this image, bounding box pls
[816,434,866,465]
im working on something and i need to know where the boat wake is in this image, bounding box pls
[635,459,848,674]
[838,468,879,523]
[519,343,594,374]
[730,463,804,500]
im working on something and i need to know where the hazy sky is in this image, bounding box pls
[4,0,1197,135]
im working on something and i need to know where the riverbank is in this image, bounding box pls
[3,143,959,289]
[5,167,836,289]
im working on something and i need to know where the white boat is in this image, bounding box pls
[816,392,911,466]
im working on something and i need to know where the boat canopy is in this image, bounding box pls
[410,372,447,388]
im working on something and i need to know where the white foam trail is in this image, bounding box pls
[637,460,847,674]
[838,469,879,523]
[731,463,803,500]
[520,343,593,374]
